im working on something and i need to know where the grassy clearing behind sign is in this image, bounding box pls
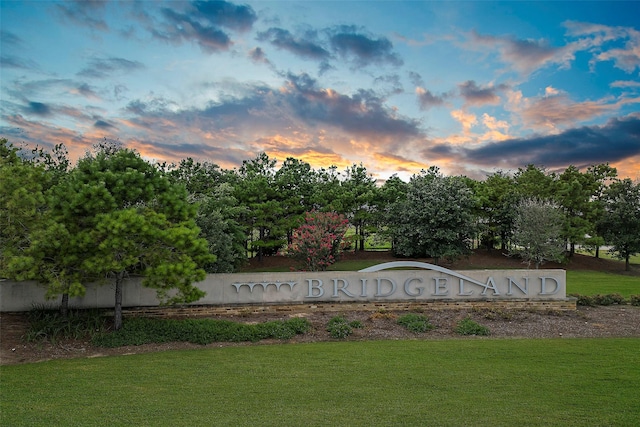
[2,339,638,426]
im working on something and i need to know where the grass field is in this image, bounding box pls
[2,339,639,426]
[566,271,640,297]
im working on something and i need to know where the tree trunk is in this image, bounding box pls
[626,255,630,272]
[595,246,600,258]
[258,226,265,262]
[114,271,125,330]
[60,293,69,318]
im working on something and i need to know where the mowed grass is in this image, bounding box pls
[567,270,640,298]
[2,339,639,426]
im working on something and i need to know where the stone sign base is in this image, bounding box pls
[121,299,577,319]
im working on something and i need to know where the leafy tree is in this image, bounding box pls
[583,164,618,257]
[49,148,212,329]
[274,157,318,244]
[235,153,285,261]
[474,171,517,251]
[514,164,556,199]
[599,178,640,271]
[388,167,477,264]
[0,141,85,316]
[287,211,349,271]
[196,183,247,273]
[375,174,408,250]
[310,165,343,211]
[0,141,50,276]
[338,164,378,251]
[166,157,225,197]
[510,198,566,268]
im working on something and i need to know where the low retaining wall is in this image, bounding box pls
[1,262,571,313]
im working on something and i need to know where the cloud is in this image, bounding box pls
[55,0,109,31]
[507,89,619,131]
[23,102,52,117]
[611,80,640,89]
[416,87,447,110]
[152,1,257,53]
[256,25,403,69]
[458,80,506,106]
[284,73,420,140]
[0,55,39,71]
[248,47,271,65]
[77,57,145,79]
[564,21,640,73]
[191,0,257,32]
[328,25,403,67]
[0,31,39,71]
[428,116,640,170]
[94,119,117,130]
[468,30,572,75]
[0,30,22,47]
[256,27,330,60]
[450,110,477,134]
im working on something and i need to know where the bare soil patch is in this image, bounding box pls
[2,250,639,366]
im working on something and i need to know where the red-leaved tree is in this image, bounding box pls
[288,211,349,271]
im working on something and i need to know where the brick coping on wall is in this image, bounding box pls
[119,299,577,318]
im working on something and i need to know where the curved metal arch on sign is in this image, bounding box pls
[359,261,486,287]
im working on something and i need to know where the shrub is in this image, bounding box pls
[287,211,349,271]
[397,313,435,333]
[25,305,107,343]
[92,317,311,347]
[326,316,354,339]
[630,295,640,306]
[455,317,489,336]
[571,293,627,306]
[570,294,596,306]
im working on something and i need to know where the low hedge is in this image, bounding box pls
[92,316,311,347]
[570,293,639,306]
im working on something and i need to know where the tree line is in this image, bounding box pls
[2,138,639,327]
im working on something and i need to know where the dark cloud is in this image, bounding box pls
[152,1,256,53]
[76,83,101,99]
[94,119,117,129]
[459,80,506,106]
[77,57,145,79]
[256,25,403,69]
[257,28,330,60]
[328,25,403,67]
[470,30,567,74]
[55,0,109,31]
[123,73,422,148]
[408,71,424,87]
[192,0,257,32]
[23,102,52,117]
[1,31,38,70]
[124,97,179,115]
[249,47,268,63]
[416,88,447,110]
[285,73,419,138]
[428,116,640,168]
[0,55,38,71]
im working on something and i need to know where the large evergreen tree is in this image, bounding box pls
[49,148,212,329]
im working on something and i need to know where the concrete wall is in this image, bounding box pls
[1,265,567,312]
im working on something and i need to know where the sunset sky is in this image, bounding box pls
[1,1,639,181]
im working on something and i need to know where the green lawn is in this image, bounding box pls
[2,339,638,426]
[567,270,640,297]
